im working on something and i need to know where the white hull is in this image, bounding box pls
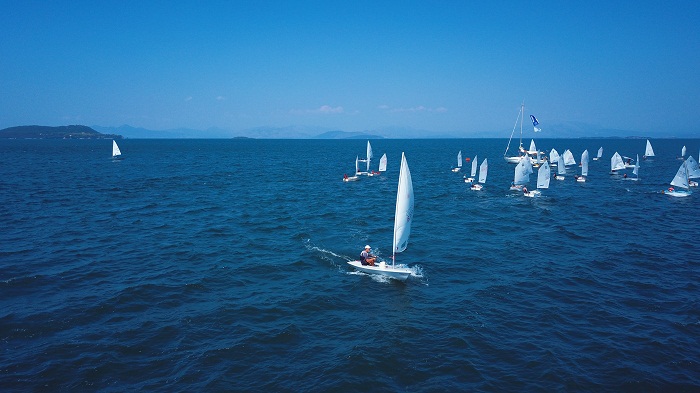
[592,158,599,161]
[576,176,586,183]
[347,261,411,281]
[464,177,475,183]
[452,167,461,172]
[523,190,541,198]
[504,156,522,164]
[664,190,691,197]
[343,176,359,182]
[555,175,565,180]
[470,183,483,191]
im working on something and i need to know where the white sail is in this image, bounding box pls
[686,156,700,179]
[457,151,463,168]
[581,150,589,177]
[681,145,686,157]
[633,154,640,177]
[112,140,122,157]
[557,155,566,175]
[528,139,537,154]
[471,155,478,177]
[366,141,373,172]
[478,158,488,184]
[549,148,560,165]
[393,152,414,256]
[379,154,387,172]
[611,152,626,172]
[514,158,530,185]
[671,161,689,189]
[596,147,603,159]
[355,156,359,173]
[645,140,655,157]
[563,149,576,166]
[537,161,551,189]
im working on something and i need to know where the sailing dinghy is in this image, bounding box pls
[343,156,360,182]
[623,154,641,181]
[464,155,477,183]
[593,147,603,161]
[452,151,463,172]
[576,150,589,182]
[524,160,550,197]
[112,140,123,160]
[610,152,626,174]
[643,140,655,160]
[347,152,414,281]
[663,160,692,197]
[555,155,566,180]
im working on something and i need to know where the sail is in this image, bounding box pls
[550,148,560,164]
[530,115,541,132]
[563,149,576,166]
[633,154,640,177]
[471,155,478,177]
[528,139,537,154]
[558,155,566,175]
[366,141,373,172]
[681,145,686,157]
[478,158,488,184]
[581,150,589,176]
[457,151,462,168]
[611,152,626,171]
[645,140,655,157]
[670,161,689,189]
[355,156,359,173]
[393,152,414,255]
[686,156,700,179]
[514,158,529,185]
[537,161,551,189]
[597,147,603,159]
[379,154,387,172]
[112,140,121,157]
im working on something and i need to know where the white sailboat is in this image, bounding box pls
[643,140,655,159]
[357,141,373,175]
[549,148,560,167]
[663,160,692,197]
[678,145,687,160]
[555,155,566,180]
[610,152,626,174]
[562,149,576,166]
[576,150,589,182]
[524,161,550,197]
[112,140,123,160]
[348,153,414,281]
[343,156,360,182]
[471,158,488,190]
[510,156,532,190]
[452,151,463,172]
[593,146,603,161]
[684,156,699,187]
[464,155,477,183]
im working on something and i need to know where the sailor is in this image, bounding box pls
[360,245,376,266]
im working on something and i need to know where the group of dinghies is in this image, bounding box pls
[343,141,387,182]
[459,154,488,191]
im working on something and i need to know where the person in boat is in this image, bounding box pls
[360,245,376,266]
[623,173,627,178]
[344,173,348,180]
[522,186,528,194]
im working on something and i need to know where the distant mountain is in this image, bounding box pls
[0,125,121,139]
[314,130,384,139]
[92,125,232,138]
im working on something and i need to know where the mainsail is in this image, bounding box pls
[581,150,589,177]
[537,161,551,189]
[645,140,655,157]
[633,154,640,178]
[611,152,626,172]
[393,153,414,257]
[112,140,122,157]
[379,154,387,172]
[457,151,462,168]
[670,161,689,189]
[471,155,478,177]
[478,158,488,184]
[596,147,603,159]
[366,141,373,172]
[562,149,576,166]
[550,148,560,165]
[558,155,566,175]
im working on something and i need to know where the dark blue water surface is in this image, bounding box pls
[1,138,699,392]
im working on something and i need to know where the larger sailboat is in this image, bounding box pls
[664,160,692,197]
[503,102,527,163]
[348,152,414,281]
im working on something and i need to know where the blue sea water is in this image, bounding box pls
[0,138,699,392]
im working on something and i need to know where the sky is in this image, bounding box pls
[1,1,699,137]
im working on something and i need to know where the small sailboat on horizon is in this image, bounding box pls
[576,150,589,182]
[111,140,123,160]
[452,151,463,172]
[593,146,603,161]
[643,140,655,160]
[471,158,488,191]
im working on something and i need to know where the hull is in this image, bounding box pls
[504,156,522,164]
[347,261,411,281]
[451,167,461,172]
[470,183,483,191]
[343,176,359,182]
[664,189,691,197]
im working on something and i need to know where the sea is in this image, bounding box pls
[1,138,699,392]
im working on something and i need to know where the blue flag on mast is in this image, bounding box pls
[530,115,541,132]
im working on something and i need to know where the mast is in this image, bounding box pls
[519,101,523,152]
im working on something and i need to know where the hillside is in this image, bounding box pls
[0,125,122,139]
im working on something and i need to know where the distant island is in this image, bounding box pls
[0,125,122,139]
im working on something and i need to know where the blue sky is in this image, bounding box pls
[1,1,699,136]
